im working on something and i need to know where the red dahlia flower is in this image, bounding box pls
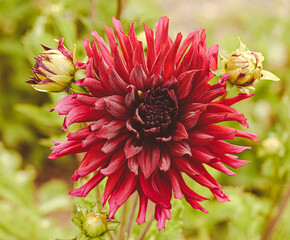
[49,17,258,230]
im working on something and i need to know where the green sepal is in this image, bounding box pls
[107,221,120,231]
[238,37,249,51]
[90,202,101,214]
[210,68,226,78]
[260,70,280,81]
[69,83,89,94]
[76,233,90,240]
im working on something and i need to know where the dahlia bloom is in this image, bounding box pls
[49,17,258,230]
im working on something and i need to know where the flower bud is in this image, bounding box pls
[83,213,108,237]
[27,37,75,92]
[220,39,279,94]
[224,50,263,86]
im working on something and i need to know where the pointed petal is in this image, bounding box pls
[139,172,171,209]
[52,94,82,115]
[172,122,189,141]
[69,171,105,197]
[94,120,126,140]
[207,140,251,154]
[124,85,137,108]
[72,143,108,180]
[168,140,192,157]
[155,205,172,230]
[235,129,259,142]
[176,70,199,99]
[158,150,171,171]
[179,110,202,130]
[76,77,108,97]
[143,23,155,71]
[128,156,139,175]
[104,95,129,120]
[124,136,143,159]
[67,126,91,141]
[107,67,128,95]
[136,189,148,225]
[101,150,126,176]
[62,106,104,131]
[101,134,129,153]
[164,33,182,80]
[184,196,208,213]
[207,44,219,79]
[102,165,126,204]
[129,64,146,90]
[92,30,113,66]
[208,161,236,176]
[190,147,220,164]
[217,153,250,169]
[188,131,215,146]
[177,171,209,201]
[58,37,73,60]
[108,171,137,220]
[138,143,160,179]
[168,169,183,199]
[154,16,169,55]
[214,93,253,106]
[49,140,86,159]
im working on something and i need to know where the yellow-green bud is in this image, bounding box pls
[224,49,263,86]
[83,213,108,237]
[27,37,75,92]
[220,39,279,94]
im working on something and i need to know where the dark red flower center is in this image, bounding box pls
[134,87,178,138]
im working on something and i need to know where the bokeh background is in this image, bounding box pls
[0,0,289,239]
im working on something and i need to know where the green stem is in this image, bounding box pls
[118,199,129,240]
[261,185,290,240]
[123,193,138,239]
[90,0,96,20]
[108,231,118,240]
[116,0,123,19]
[137,214,155,240]
[95,184,102,210]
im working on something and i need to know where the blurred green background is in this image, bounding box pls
[0,0,289,239]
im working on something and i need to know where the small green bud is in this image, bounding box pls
[83,213,108,237]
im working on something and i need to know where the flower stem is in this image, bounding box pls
[117,199,129,240]
[137,214,155,240]
[123,193,138,239]
[107,231,118,240]
[261,185,290,240]
[95,184,102,210]
[90,0,96,20]
[116,0,124,20]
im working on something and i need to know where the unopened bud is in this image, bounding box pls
[83,213,108,237]
[220,39,279,94]
[27,37,75,92]
[224,50,263,86]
